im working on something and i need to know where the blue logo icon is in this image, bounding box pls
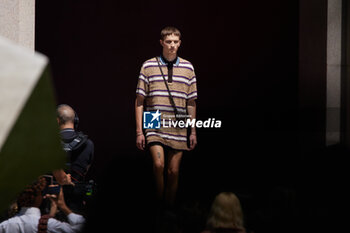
[143,110,161,129]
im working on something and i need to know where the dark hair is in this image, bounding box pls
[17,176,46,208]
[160,26,181,40]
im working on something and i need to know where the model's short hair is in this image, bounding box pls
[160,26,181,40]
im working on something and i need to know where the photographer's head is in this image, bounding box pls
[56,104,77,130]
[17,176,47,209]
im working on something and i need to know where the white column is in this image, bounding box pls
[326,0,342,145]
[0,0,35,50]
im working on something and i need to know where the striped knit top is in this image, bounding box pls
[136,56,198,150]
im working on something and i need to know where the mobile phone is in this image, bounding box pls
[46,185,60,195]
[41,175,60,195]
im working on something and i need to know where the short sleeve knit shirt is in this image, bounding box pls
[136,56,198,150]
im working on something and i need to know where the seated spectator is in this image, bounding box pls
[201,192,247,233]
[0,176,85,233]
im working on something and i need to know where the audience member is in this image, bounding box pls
[201,192,247,233]
[0,176,85,233]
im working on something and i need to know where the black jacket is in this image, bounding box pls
[60,128,94,182]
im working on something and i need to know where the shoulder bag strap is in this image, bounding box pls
[155,56,179,118]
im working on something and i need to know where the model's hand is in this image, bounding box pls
[136,134,146,150]
[189,134,197,150]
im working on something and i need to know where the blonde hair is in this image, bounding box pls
[206,192,244,230]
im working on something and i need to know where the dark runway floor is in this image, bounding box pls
[80,137,346,233]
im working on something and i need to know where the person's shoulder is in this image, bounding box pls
[178,57,195,71]
[47,217,65,230]
[86,138,94,149]
[142,57,158,67]
[145,57,158,62]
[0,216,18,225]
[0,217,19,232]
[178,57,192,64]
[77,132,94,149]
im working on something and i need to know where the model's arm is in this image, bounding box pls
[135,95,145,150]
[187,99,197,150]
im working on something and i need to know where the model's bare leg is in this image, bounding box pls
[165,150,183,206]
[150,145,165,201]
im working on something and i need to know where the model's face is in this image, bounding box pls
[160,34,181,55]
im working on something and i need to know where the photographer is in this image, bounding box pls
[55,104,95,213]
[0,177,85,233]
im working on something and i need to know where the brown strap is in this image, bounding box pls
[38,214,51,233]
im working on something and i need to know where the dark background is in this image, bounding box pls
[35,0,340,232]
